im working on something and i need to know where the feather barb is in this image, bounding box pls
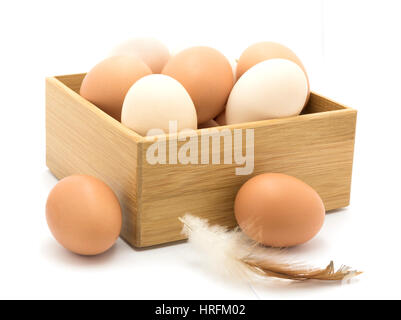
[180,214,362,282]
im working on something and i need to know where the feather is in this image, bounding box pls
[179,214,362,282]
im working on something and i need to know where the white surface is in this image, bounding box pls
[1,0,401,299]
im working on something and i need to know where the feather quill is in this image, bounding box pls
[180,214,362,282]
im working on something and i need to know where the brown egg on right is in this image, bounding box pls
[236,42,310,105]
[234,173,325,248]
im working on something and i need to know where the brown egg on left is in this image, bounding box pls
[80,56,152,121]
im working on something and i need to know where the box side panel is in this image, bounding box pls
[303,92,349,113]
[139,109,357,247]
[46,77,141,246]
[55,73,86,94]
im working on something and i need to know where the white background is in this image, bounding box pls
[1,0,400,299]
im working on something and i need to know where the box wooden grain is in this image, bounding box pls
[46,73,357,248]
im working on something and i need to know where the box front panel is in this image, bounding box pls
[139,109,356,247]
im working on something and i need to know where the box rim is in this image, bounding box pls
[143,108,357,142]
[48,74,357,144]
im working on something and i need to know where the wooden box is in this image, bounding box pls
[46,73,357,248]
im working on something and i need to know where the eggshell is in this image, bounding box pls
[80,56,151,121]
[121,74,197,136]
[226,59,308,125]
[198,119,219,129]
[110,38,170,73]
[236,41,310,103]
[230,59,238,83]
[214,109,227,126]
[162,46,234,124]
[234,173,325,247]
[46,175,122,256]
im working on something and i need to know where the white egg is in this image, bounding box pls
[121,74,197,136]
[226,59,308,125]
[110,38,170,73]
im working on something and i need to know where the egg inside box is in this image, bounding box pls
[46,73,357,248]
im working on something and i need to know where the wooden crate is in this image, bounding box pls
[46,73,357,247]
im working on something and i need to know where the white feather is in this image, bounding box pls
[180,214,362,282]
[180,214,285,282]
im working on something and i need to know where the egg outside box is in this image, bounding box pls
[46,74,357,248]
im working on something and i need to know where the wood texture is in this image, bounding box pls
[46,73,357,248]
[139,106,357,246]
[46,76,142,246]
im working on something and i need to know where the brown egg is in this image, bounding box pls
[80,56,152,121]
[214,109,227,125]
[162,46,234,124]
[46,175,122,256]
[234,173,325,247]
[236,42,310,104]
[110,38,170,73]
[198,119,219,129]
